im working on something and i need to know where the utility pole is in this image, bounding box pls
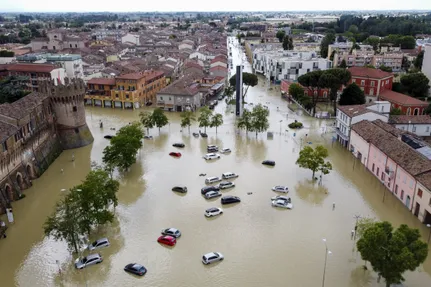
[353,214,361,241]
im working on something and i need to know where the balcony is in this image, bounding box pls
[335,127,349,141]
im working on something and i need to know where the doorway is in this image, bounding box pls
[406,195,411,208]
[414,202,420,217]
[424,210,431,225]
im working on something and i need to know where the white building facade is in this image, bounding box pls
[45,54,84,79]
[422,45,431,90]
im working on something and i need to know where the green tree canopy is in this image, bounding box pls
[320,33,335,58]
[364,36,380,52]
[288,83,304,100]
[282,35,293,50]
[237,109,253,134]
[276,30,286,42]
[296,145,332,178]
[379,65,392,72]
[400,72,430,99]
[210,113,223,134]
[390,107,402,115]
[139,111,154,133]
[0,75,30,104]
[250,104,270,137]
[425,104,431,115]
[357,221,428,287]
[229,72,258,100]
[197,106,213,132]
[180,110,196,133]
[151,108,169,132]
[102,122,144,172]
[339,59,347,68]
[319,69,352,115]
[414,51,424,70]
[339,83,366,105]
[298,70,325,116]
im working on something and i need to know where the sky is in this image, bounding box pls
[0,0,430,13]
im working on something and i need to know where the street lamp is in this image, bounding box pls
[427,224,431,244]
[353,214,361,240]
[279,120,283,134]
[322,238,332,287]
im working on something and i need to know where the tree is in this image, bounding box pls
[400,73,430,99]
[357,222,428,287]
[229,72,258,100]
[379,65,392,72]
[339,59,347,68]
[237,109,253,134]
[151,108,169,132]
[197,106,213,132]
[0,75,30,104]
[210,113,223,134]
[364,36,380,52]
[139,111,154,133]
[282,35,293,50]
[250,104,270,137]
[296,145,332,178]
[339,83,366,105]
[402,56,411,71]
[276,30,285,42]
[102,123,144,172]
[180,111,196,133]
[356,217,376,240]
[414,51,424,70]
[288,83,304,100]
[320,33,335,58]
[348,24,359,34]
[298,70,325,116]
[320,69,352,116]
[425,104,431,115]
[390,108,402,115]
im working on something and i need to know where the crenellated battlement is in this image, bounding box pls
[38,78,86,100]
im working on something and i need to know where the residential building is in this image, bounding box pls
[84,71,166,109]
[0,63,65,91]
[332,50,374,67]
[44,54,84,79]
[350,120,431,224]
[422,45,431,85]
[156,76,203,112]
[327,42,373,60]
[378,90,429,115]
[31,30,86,52]
[121,33,140,46]
[336,102,390,147]
[372,53,403,71]
[252,47,332,82]
[347,67,394,102]
[389,115,431,136]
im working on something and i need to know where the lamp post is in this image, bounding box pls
[427,224,431,244]
[353,214,361,241]
[322,238,332,287]
[279,120,283,134]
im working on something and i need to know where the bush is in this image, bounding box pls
[288,121,303,129]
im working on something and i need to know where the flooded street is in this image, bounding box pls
[1,37,431,287]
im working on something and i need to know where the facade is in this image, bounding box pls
[379,90,428,115]
[389,115,431,136]
[280,80,330,101]
[0,78,93,212]
[31,30,86,52]
[45,54,84,79]
[252,48,332,82]
[347,67,393,102]
[84,71,166,109]
[121,33,140,45]
[328,42,374,60]
[350,120,431,224]
[0,63,66,91]
[156,76,202,112]
[336,102,390,147]
[422,45,431,85]
[372,53,403,72]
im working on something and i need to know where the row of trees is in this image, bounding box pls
[236,104,270,137]
[196,107,224,133]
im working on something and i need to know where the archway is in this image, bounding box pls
[26,164,35,179]
[414,108,419,115]
[16,173,24,189]
[5,184,13,201]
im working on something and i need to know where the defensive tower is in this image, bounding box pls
[39,78,94,149]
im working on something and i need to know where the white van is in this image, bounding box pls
[222,172,239,179]
[205,176,222,184]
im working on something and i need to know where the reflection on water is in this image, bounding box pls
[0,37,430,287]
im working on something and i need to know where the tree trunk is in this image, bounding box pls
[312,170,315,178]
[204,126,207,133]
[256,131,258,137]
[216,127,218,134]
[188,125,190,133]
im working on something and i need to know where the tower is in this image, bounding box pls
[235,65,243,117]
[39,78,94,150]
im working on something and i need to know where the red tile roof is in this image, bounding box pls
[116,70,164,81]
[87,78,116,86]
[348,67,393,79]
[389,115,431,124]
[3,63,57,73]
[379,90,428,106]
[209,66,228,71]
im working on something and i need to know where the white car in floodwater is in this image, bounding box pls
[271,186,289,193]
[220,148,231,154]
[271,199,293,209]
[203,153,221,160]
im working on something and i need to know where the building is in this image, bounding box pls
[389,115,431,137]
[347,67,394,102]
[350,120,431,224]
[252,47,332,82]
[372,53,403,72]
[335,102,390,147]
[31,30,86,52]
[422,45,431,86]
[156,76,202,112]
[378,90,429,115]
[84,71,166,109]
[328,42,373,60]
[0,78,93,212]
[0,63,65,91]
[280,80,329,101]
[121,33,140,46]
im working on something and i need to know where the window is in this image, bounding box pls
[361,80,365,86]
[75,44,77,48]
[395,185,398,194]
[371,81,375,87]
[376,167,380,176]
[418,188,423,198]
[370,88,374,96]
[126,94,129,99]
[381,173,385,181]
[409,179,413,188]
[70,44,72,48]
[412,126,416,132]
[1,141,7,152]
[74,128,79,134]
[372,163,375,172]
[427,127,430,132]
[72,106,77,112]
[401,190,404,200]
[115,94,119,98]
[403,176,406,184]
[169,97,171,101]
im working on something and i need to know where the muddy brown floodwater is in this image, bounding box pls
[0,37,430,287]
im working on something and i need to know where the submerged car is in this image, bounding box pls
[161,228,182,238]
[220,148,231,154]
[221,195,241,205]
[144,135,153,139]
[192,132,200,137]
[172,186,187,193]
[205,176,222,184]
[200,133,208,138]
[75,253,103,269]
[172,143,185,148]
[271,195,291,202]
[217,181,235,190]
[203,153,221,160]
[272,186,289,193]
[88,238,110,251]
[221,172,238,179]
[205,207,223,217]
[169,152,182,157]
[124,263,147,276]
[204,191,222,199]
[202,252,224,265]
[104,135,114,140]
[271,199,293,209]
[262,160,276,166]
[207,145,219,152]
[157,235,177,246]
[201,186,220,194]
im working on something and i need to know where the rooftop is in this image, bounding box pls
[116,70,164,81]
[0,92,48,120]
[87,78,116,86]
[158,76,200,96]
[379,90,428,106]
[348,67,393,79]
[389,115,431,124]
[1,63,57,73]
[46,54,82,61]
[337,104,374,118]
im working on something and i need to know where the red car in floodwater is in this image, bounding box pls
[157,235,176,246]
[169,152,182,157]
